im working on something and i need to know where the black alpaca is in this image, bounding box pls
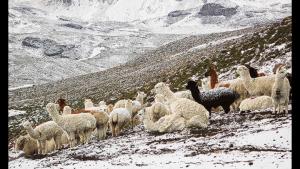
[245,65,259,78]
[185,80,240,116]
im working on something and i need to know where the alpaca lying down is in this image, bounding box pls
[143,82,209,133]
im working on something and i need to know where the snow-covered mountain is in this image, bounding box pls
[9,0,291,88]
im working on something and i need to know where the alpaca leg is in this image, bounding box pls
[222,105,230,114]
[186,115,209,129]
[85,129,93,144]
[278,104,282,114]
[54,135,62,150]
[78,131,85,144]
[115,125,120,136]
[37,141,42,154]
[110,123,116,137]
[285,99,289,115]
[40,141,46,155]
[273,104,277,114]
[68,132,76,147]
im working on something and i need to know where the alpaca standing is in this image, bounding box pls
[271,66,291,114]
[113,91,147,128]
[22,121,67,154]
[109,100,133,137]
[46,103,96,147]
[236,65,276,96]
[186,80,239,116]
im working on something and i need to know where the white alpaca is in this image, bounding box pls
[63,106,72,115]
[146,94,171,122]
[201,76,211,91]
[174,90,194,100]
[271,66,291,114]
[113,91,147,128]
[90,110,109,140]
[145,82,209,133]
[143,111,186,133]
[236,65,275,96]
[109,100,133,136]
[46,103,96,147]
[22,121,67,154]
[15,132,69,156]
[98,101,108,112]
[239,96,273,111]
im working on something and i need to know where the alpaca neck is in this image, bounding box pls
[190,86,202,102]
[163,87,177,102]
[25,126,39,139]
[49,108,62,123]
[274,76,285,88]
[136,96,144,105]
[210,69,218,89]
[240,72,252,83]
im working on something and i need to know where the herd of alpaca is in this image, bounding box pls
[15,62,291,157]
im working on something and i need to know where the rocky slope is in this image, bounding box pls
[8,16,291,142]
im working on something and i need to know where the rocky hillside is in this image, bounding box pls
[8,16,291,142]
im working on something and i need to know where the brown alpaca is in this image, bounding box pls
[56,98,66,112]
[209,64,218,89]
[273,63,285,74]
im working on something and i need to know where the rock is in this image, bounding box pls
[42,39,58,49]
[198,3,238,17]
[167,10,191,17]
[22,37,44,48]
[44,45,64,56]
[62,23,83,29]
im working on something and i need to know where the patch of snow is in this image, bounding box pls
[9,109,26,117]
[9,84,34,91]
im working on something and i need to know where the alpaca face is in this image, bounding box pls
[186,80,198,90]
[46,103,59,115]
[236,66,249,76]
[63,106,72,114]
[276,66,288,78]
[22,121,31,129]
[137,91,147,99]
[99,101,106,106]
[201,77,209,86]
[154,82,167,94]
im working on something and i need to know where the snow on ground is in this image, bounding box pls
[9,108,291,169]
[9,84,34,91]
[8,110,26,117]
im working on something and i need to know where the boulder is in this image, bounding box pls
[198,3,237,17]
[22,37,44,48]
[62,23,83,29]
[168,10,191,17]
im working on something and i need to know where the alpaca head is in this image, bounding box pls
[84,99,94,108]
[201,77,210,89]
[107,104,114,114]
[186,80,198,90]
[245,64,258,78]
[154,82,169,95]
[22,121,31,129]
[46,102,60,117]
[236,65,249,77]
[137,91,147,99]
[63,106,72,115]
[98,101,106,106]
[273,63,285,74]
[56,98,66,111]
[276,65,288,79]
[125,99,133,111]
